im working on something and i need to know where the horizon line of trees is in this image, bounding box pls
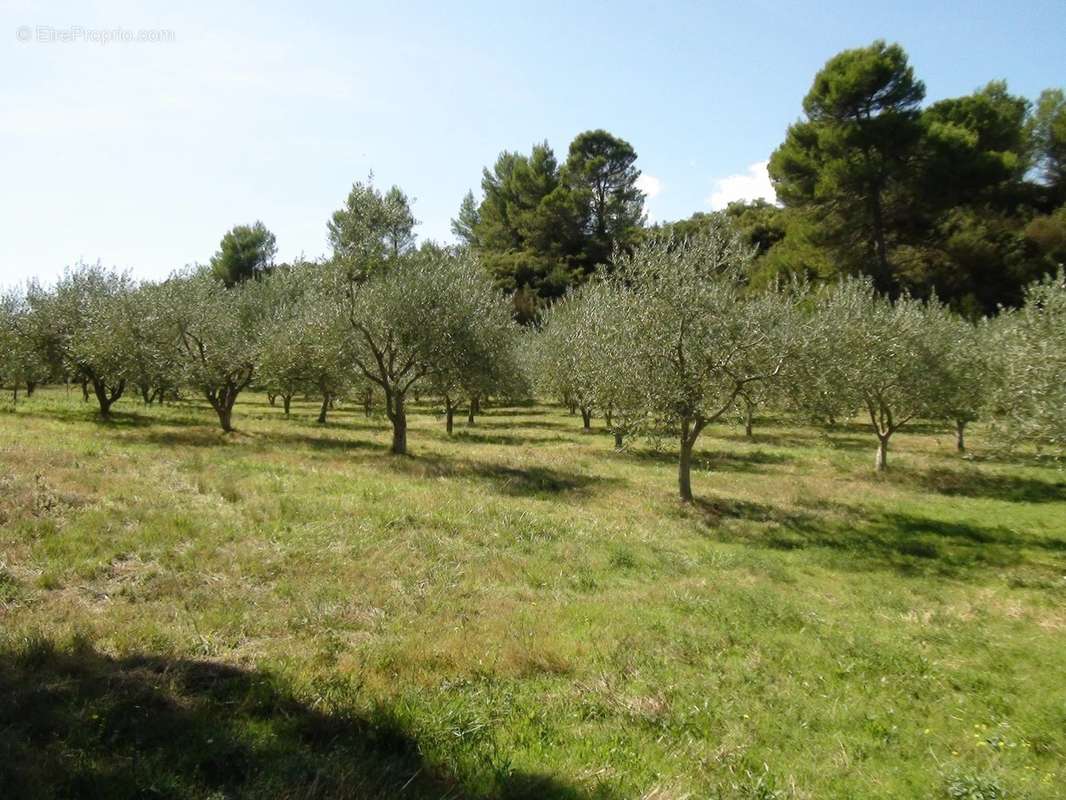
[2,220,1063,503]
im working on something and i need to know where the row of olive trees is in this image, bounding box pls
[0,250,526,455]
[531,222,1065,501]
[2,227,1061,500]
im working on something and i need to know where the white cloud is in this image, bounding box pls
[706,160,776,210]
[636,173,663,199]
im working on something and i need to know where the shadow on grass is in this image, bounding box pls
[688,497,1066,580]
[8,404,206,430]
[0,637,590,800]
[442,430,565,447]
[382,455,619,499]
[628,446,791,474]
[475,418,577,433]
[900,467,1066,504]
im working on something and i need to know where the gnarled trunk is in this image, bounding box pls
[216,405,233,432]
[363,388,372,417]
[613,430,624,450]
[207,384,240,432]
[91,376,124,419]
[955,419,966,453]
[317,392,330,424]
[267,393,276,407]
[743,397,753,438]
[282,394,292,416]
[25,381,35,397]
[80,378,90,402]
[467,394,478,426]
[580,407,592,431]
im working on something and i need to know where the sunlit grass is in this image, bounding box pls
[1,388,1064,799]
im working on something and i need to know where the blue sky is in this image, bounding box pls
[2,0,1064,286]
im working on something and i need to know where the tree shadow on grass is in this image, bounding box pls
[475,418,577,433]
[0,636,591,800]
[441,430,566,447]
[476,406,545,417]
[894,466,1066,504]
[627,446,791,474]
[381,455,620,499]
[9,404,206,430]
[687,497,1066,581]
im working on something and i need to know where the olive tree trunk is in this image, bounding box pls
[91,376,125,419]
[444,397,455,435]
[875,435,889,472]
[678,416,707,503]
[955,419,967,453]
[387,391,408,455]
[206,384,242,433]
[580,407,592,431]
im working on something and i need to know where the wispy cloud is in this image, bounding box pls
[706,161,776,210]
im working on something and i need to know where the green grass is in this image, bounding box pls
[1,388,1064,799]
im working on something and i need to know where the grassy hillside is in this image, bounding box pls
[1,389,1064,799]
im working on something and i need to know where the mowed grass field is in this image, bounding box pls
[1,388,1064,799]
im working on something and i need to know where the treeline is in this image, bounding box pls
[457,41,1065,318]
[450,130,644,321]
[2,225,1063,502]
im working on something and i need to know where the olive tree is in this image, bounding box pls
[536,291,601,431]
[338,250,487,455]
[613,227,805,501]
[27,264,135,418]
[124,282,181,405]
[425,259,518,435]
[541,280,643,448]
[988,270,1066,455]
[255,265,353,421]
[167,270,265,432]
[255,311,305,416]
[802,279,953,471]
[0,289,50,402]
[931,316,992,452]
